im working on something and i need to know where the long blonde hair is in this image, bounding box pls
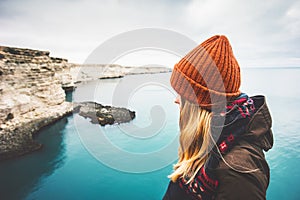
[169,99,213,183]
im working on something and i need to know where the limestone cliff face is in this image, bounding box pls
[0,46,73,160]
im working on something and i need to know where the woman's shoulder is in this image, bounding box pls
[214,140,269,200]
[218,139,268,171]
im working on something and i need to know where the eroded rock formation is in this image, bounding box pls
[0,46,73,160]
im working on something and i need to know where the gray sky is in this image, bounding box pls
[1,0,299,67]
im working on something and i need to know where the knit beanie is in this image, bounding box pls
[170,35,241,110]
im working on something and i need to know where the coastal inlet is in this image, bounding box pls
[0,45,170,160]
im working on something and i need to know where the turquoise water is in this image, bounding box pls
[0,69,300,199]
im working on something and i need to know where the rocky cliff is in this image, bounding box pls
[0,46,73,160]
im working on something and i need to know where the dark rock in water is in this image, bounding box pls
[73,102,136,126]
[99,75,124,79]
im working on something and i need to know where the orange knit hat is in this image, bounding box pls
[170,35,241,110]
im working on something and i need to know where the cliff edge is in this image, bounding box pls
[0,46,73,160]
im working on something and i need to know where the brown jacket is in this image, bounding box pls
[163,95,273,200]
[215,95,273,200]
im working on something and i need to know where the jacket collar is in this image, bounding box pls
[245,95,273,151]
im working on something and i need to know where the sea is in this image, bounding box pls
[0,68,299,200]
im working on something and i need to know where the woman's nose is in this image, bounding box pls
[174,95,181,105]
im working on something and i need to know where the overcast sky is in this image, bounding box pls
[1,0,299,67]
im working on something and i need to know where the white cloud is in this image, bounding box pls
[181,0,300,67]
[281,1,300,36]
[0,0,299,67]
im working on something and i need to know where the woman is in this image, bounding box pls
[163,35,273,200]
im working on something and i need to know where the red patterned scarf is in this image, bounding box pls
[178,93,256,200]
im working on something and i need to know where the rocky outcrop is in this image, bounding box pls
[74,102,136,126]
[0,46,73,160]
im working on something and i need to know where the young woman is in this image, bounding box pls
[163,35,273,200]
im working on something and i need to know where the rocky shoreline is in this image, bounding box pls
[0,45,171,160]
[61,63,171,90]
[0,46,74,160]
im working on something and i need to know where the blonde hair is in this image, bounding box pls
[169,99,213,183]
